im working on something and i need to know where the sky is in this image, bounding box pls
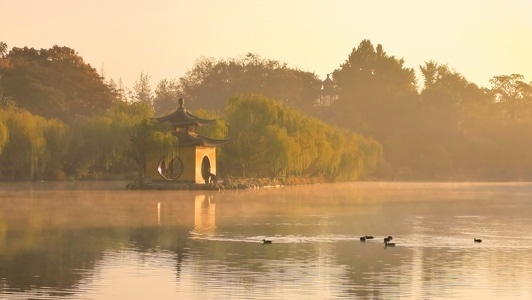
[2,0,532,90]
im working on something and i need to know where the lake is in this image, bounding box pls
[1,181,531,299]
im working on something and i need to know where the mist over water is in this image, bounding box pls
[1,181,531,299]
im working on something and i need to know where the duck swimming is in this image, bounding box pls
[262,239,272,244]
[474,238,482,243]
[384,241,396,247]
[360,235,374,242]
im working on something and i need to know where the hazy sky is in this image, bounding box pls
[2,0,531,89]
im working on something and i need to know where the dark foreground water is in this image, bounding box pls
[0,181,531,299]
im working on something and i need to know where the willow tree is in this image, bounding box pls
[64,100,159,179]
[42,117,69,178]
[223,95,269,177]
[263,125,297,177]
[128,118,177,184]
[0,109,8,155]
[223,94,383,180]
[0,106,67,180]
[3,108,45,179]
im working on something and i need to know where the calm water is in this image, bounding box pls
[1,181,532,299]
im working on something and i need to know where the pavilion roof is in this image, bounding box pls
[172,132,229,147]
[155,98,216,128]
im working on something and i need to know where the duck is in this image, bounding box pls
[360,235,374,242]
[384,241,396,247]
[384,236,393,243]
[262,239,272,244]
[474,238,482,243]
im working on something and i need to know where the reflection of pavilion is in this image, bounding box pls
[194,194,216,234]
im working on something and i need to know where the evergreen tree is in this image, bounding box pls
[153,78,180,116]
[130,72,153,104]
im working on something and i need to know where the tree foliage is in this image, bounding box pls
[413,62,485,174]
[0,42,7,58]
[332,39,418,136]
[153,78,180,116]
[130,71,153,104]
[179,53,321,112]
[328,40,532,179]
[2,40,532,181]
[65,101,154,179]
[331,40,420,176]
[417,61,532,178]
[490,74,532,120]
[222,94,382,179]
[128,117,178,183]
[0,45,117,122]
[0,106,68,180]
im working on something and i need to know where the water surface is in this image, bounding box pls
[1,181,531,299]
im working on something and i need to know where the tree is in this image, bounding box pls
[419,61,486,126]
[179,53,321,112]
[42,117,69,178]
[153,78,180,116]
[0,45,117,122]
[130,72,153,104]
[331,40,419,177]
[490,74,532,120]
[0,42,7,105]
[223,95,269,177]
[0,108,9,155]
[0,106,67,180]
[223,94,382,179]
[417,62,482,174]
[0,42,7,58]
[332,40,418,137]
[128,118,177,183]
[64,101,153,179]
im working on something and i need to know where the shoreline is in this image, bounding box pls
[126,176,331,190]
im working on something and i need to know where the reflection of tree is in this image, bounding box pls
[0,225,193,294]
[0,228,118,294]
[127,226,191,280]
[334,242,410,298]
[0,187,198,294]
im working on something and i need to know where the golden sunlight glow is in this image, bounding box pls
[2,1,531,88]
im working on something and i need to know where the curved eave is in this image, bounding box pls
[156,108,216,127]
[173,133,229,147]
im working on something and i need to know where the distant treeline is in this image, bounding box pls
[0,40,531,181]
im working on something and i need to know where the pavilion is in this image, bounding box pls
[145,98,227,184]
